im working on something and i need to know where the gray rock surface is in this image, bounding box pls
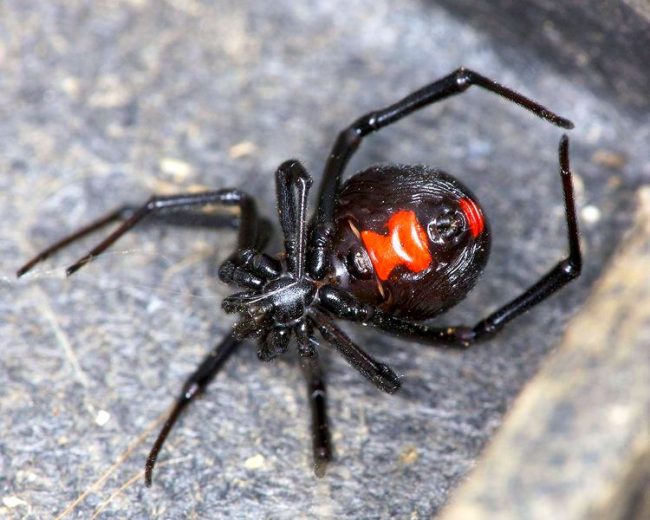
[440,188,650,520]
[1,1,648,518]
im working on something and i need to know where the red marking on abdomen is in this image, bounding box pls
[459,197,485,238]
[360,210,432,281]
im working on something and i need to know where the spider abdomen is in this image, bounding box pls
[329,165,491,320]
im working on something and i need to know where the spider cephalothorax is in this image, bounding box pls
[217,162,324,362]
[223,274,319,360]
[18,68,581,484]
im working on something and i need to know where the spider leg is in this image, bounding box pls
[18,189,263,277]
[218,249,282,290]
[321,136,581,348]
[218,246,282,290]
[308,67,574,279]
[300,353,332,477]
[309,309,400,394]
[145,330,241,486]
[275,160,312,278]
[16,205,258,278]
[217,265,266,290]
[17,205,138,277]
[293,320,331,474]
[220,161,315,288]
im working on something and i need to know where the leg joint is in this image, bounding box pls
[454,67,474,89]
[560,257,582,279]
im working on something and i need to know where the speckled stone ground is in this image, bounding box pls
[0,1,647,519]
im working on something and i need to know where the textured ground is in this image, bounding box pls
[0,1,647,519]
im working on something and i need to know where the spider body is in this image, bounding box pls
[328,165,490,319]
[18,68,581,484]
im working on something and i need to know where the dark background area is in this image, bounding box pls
[1,1,648,518]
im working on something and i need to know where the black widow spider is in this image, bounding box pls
[18,68,581,485]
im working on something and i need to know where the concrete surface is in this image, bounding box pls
[0,1,648,518]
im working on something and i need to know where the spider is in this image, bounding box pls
[18,68,581,485]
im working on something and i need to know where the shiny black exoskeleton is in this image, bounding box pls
[330,164,490,319]
[18,68,582,483]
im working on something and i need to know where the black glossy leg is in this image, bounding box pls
[300,354,332,477]
[17,205,137,277]
[217,265,265,290]
[218,160,314,289]
[18,190,263,277]
[275,160,313,278]
[308,67,574,279]
[145,331,241,486]
[309,309,400,393]
[321,136,581,348]
[218,249,282,290]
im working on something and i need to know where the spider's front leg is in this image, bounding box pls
[307,67,574,280]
